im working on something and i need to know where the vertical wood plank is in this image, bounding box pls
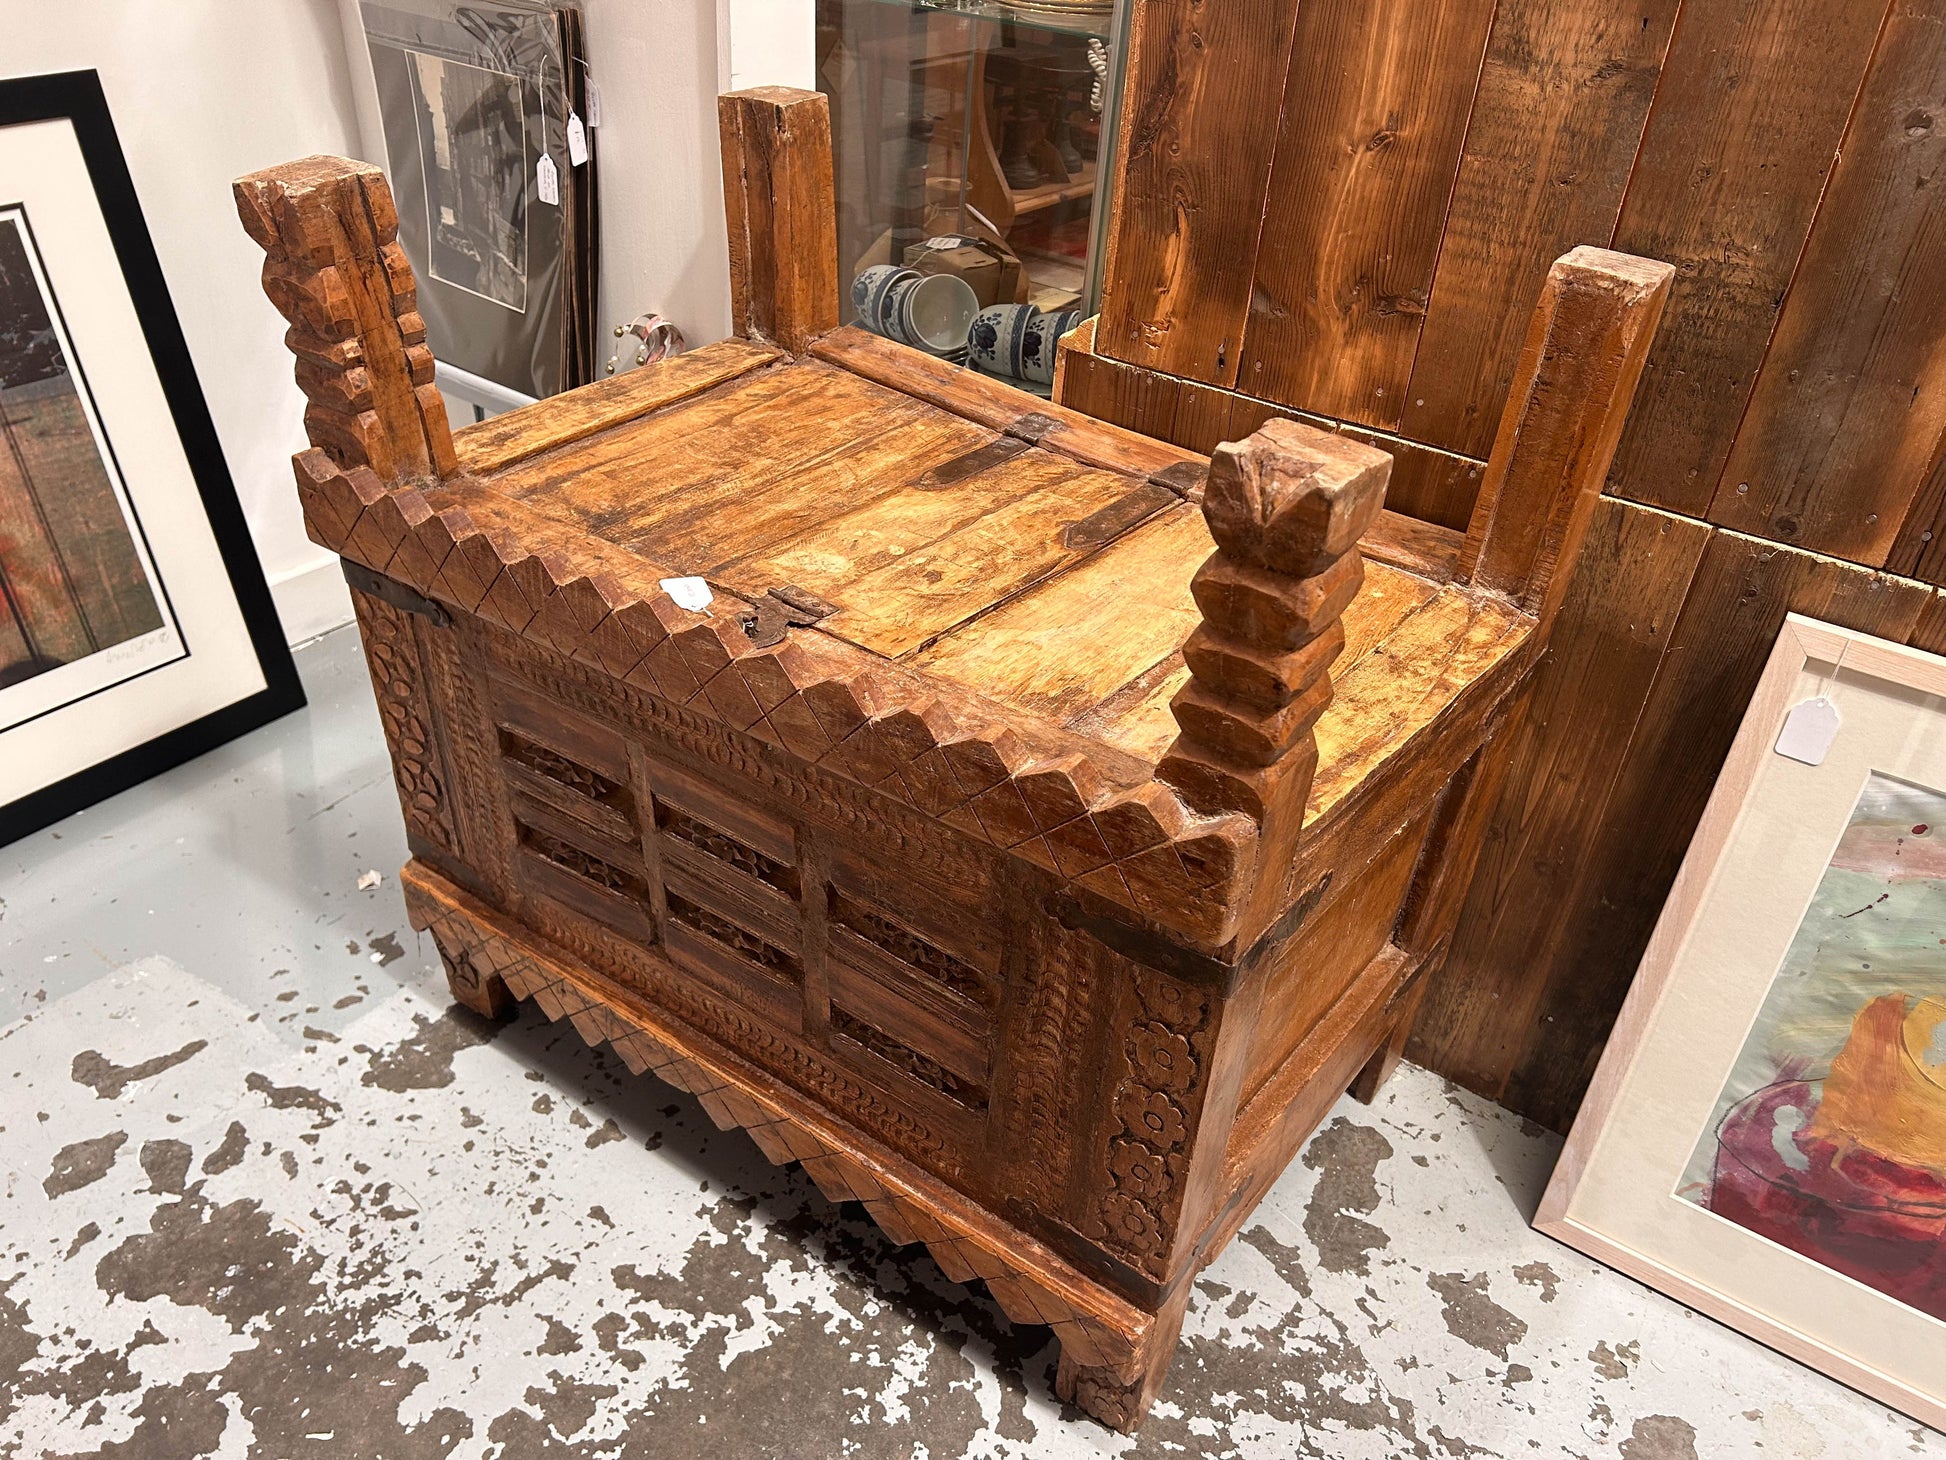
[1492,529,1933,1130]
[1054,333,1183,448]
[1710,0,1946,564]
[1602,0,1890,516]
[1093,0,1304,386]
[1401,0,1679,459]
[1906,585,1946,652]
[1410,499,1708,1096]
[1233,0,1499,428]
[1889,431,1946,582]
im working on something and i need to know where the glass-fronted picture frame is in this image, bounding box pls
[0,71,303,846]
[1540,613,1946,1431]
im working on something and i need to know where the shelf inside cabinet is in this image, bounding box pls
[857,0,1114,40]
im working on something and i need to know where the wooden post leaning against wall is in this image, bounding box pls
[1458,246,1675,624]
[234,155,457,487]
[1156,419,1391,944]
[719,87,841,355]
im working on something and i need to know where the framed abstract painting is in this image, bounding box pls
[1540,613,1946,1430]
[0,71,302,846]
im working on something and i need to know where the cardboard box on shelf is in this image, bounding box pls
[903,234,1029,307]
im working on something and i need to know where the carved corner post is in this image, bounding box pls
[236,156,483,1014]
[719,87,841,355]
[1458,246,1675,626]
[234,155,457,485]
[1051,427,1391,1429]
[1156,419,1391,945]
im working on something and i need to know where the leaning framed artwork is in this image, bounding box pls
[1540,613,1946,1429]
[0,71,303,845]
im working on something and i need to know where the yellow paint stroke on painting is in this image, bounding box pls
[1807,994,1946,1174]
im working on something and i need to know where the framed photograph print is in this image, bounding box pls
[0,71,303,846]
[1539,614,1946,1430]
[356,0,582,399]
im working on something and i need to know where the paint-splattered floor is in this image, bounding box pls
[2,627,1940,1460]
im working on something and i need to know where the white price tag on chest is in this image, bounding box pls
[659,576,712,612]
[536,152,559,206]
[567,112,588,166]
[1776,695,1840,766]
[585,79,602,127]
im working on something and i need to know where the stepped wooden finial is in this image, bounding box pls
[1157,420,1390,825]
[234,155,457,484]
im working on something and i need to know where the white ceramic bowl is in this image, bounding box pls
[889,273,979,355]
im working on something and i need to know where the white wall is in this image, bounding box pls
[718,0,817,93]
[581,0,736,351]
[6,0,814,647]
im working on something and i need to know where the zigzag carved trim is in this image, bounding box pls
[401,859,1151,1377]
[307,455,1256,945]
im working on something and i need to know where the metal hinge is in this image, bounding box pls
[342,559,450,626]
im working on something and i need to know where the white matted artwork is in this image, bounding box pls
[0,72,302,843]
[1539,613,1946,1431]
[0,201,182,728]
[405,49,529,312]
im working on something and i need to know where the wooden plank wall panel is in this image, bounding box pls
[1492,532,1935,1128]
[1234,0,1499,428]
[1092,0,1303,386]
[1601,0,1890,517]
[1711,0,1946,566]
[1889,439,1946,583]
[1400,0,1679,459]
[1058,334,1486,529]
[1409,498,1708,1096]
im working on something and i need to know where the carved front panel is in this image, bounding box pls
[1091,970,1216,1281]
[350,588,458,856]
[457,624,1056,1199]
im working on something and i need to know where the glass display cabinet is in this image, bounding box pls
[816,0,1128,389]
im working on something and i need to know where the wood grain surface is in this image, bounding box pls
[1602,0,1889,516]
[1093,0,1303,385]
[1056,327,1488,530]
[1234,0,1498,427]
[1410,498,1709,1095]
[719,88,840,354]
[1711,0,1946,565]
[1495,530,1933,1126]
[1401,0,1677,458]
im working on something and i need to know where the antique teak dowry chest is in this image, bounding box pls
[234,88,1671,1429]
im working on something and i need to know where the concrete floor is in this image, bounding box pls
[1,626,1940,1460]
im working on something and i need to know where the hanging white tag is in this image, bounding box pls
[659,576,712,612]
[536,152,560,206]
[585,79,602,127]
[1776,696,1841,766]
[567,113,589,166]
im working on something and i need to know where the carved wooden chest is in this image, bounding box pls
[235,88,1670,1430]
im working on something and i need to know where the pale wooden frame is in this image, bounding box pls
[1537,612,1946,1432]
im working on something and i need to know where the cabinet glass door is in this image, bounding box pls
[816,0,1128,392]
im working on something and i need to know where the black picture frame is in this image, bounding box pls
[0,70,305,847]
